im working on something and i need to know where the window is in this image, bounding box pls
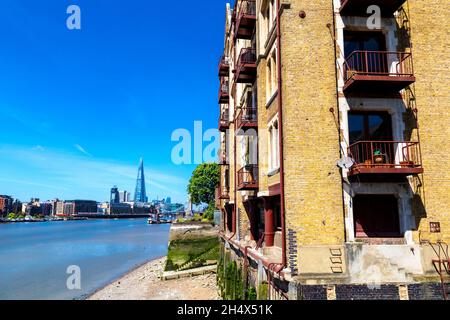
[260,0,276,46]
[348,111,393,144]
[344,31,386,57]
[266,49,277,101]
[268,117,279,172]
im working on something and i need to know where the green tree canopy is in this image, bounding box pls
[187,163,220,205]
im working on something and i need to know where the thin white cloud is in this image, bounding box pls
[0,177,68,191]
[0,144,187,202]
[74,144,92,157]
[32,145,45,151]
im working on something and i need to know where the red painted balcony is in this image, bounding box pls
[347,141,423,179]
[340,0,407,17]
[218,78,229,104]
[218,56,230,77]
[236,107,257,131]
[343,51,415,94]
[237,165,258,191]
[234,48,257,84]
[218,184,230,200]
[219,149,228,165]
[235,0,256,40]
[219,109,230,132]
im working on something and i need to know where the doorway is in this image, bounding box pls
[353,194,401,238]
[344,31,388,74]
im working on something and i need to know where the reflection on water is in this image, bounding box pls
[0,219,170,300]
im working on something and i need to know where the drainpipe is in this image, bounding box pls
[264,197,275,247]
[230,3,239,241]
[275,0,287,269]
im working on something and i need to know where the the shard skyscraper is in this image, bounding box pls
[134,158,147,203]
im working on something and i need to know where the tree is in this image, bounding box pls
[187,163,220,205]
[187,163,220,221]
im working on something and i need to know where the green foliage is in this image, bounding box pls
[165,258,178,271]
[165,236,219,271]
[187,163,220,205]
[217,244,244,300]
[258,283,268,300]
[203,201,216,221]
[247,287,257,300]
[7,213,16,220]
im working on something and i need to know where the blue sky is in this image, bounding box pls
[0,1,229,203]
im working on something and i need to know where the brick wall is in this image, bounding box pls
[280,0,344,249]
[407,1,450,243]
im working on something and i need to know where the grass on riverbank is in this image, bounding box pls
[165,236,219,271]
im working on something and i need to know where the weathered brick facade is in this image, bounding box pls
[217,0,450,300]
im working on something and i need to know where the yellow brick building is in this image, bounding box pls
[217,0,450,300]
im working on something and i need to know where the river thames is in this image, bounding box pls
[0,219,170,300]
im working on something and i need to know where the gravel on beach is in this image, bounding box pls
[87,257,220,300]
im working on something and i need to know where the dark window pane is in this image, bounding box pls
[368,114,392,140]
[349,114,364,144]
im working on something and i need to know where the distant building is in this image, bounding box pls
[98,202,109,215]
[72,200,98,215]
[25,198,42,216]
[119,191,130,203]
[166,197,171,204]
[40,202,53,216]
[110,203,132,215]
[12,199,22,214]
[134,158,147,203]
[63,202,75,215]
[110,186,120,204]
[50,199,59,216]
[55,201,65,216]
[57,200,97,216]
[0,195,13,216]
[133,203,156,215]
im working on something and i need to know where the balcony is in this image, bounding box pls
[347,141,423,180]
[218,56,230,77]
[219,109,230,132]
[219,150,228,165]
[236,107,257,131]
[343,51,415,94]
[340,0,407,17]
[218,79,229,104]
[218,184,230,200]
[235,0,256,40]
[234,48,257,84]
[237,165,258,191]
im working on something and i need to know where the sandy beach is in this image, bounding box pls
[88,257,220,300]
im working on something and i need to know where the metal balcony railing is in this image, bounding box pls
[219,109,230,131]
[344,51,414,81]
[218,55,230,77]
[218,78,230,103]
[219,149,228,165]
[347,141,423,175]
[235,0,256,40]
[234,48,257,83]
[236,107,257,130]
[218,184,230,200]
[237,165,258,190]
[343,51,415,93]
